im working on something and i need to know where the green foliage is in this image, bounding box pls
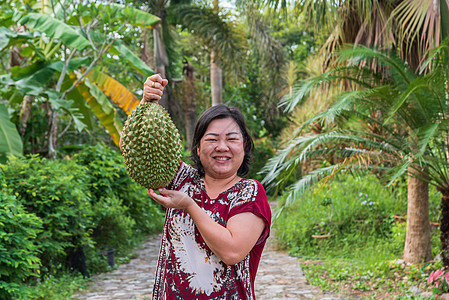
[0,176,42,300]
[274,172,442,298]
[0,144,165,298]
[275,172,408,258]
[1,155,94,272]
[247,136,276,183]
[72,143,165,238]
[0,103,23,163]
[21,272,88,300]
[0,0,160,157]
[300,258,431,298]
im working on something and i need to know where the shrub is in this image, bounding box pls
[0,144,166,296]
[0,155,94,274]
[248,136,276,183]
[72,143,164,236]
[274,172,408,258]
[0,176,42,300]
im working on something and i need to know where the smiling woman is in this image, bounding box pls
[125,74,271,300]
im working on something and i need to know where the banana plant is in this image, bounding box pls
[0,0,159,159]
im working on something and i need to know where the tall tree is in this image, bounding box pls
[210,0,223,105]
[262,45,449,265]
[257,0,449,265]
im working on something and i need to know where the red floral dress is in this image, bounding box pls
[152,162,271,299]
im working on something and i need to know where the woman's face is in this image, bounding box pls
[197,118,245,180]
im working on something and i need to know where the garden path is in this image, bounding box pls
[72,203,343,300]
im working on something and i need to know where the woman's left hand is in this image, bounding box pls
[148,188,195,210]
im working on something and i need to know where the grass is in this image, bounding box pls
[273,172,442,299]
[299,253,439,299]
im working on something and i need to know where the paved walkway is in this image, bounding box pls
[72,230,341,300]
[73,199,344,299]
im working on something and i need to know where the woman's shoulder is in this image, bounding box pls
[227,178,271,222]
[227,178,267,204]
[236,178,266,193]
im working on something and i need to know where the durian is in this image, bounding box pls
[121,102,182,189]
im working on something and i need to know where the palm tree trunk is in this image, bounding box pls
[402,168,432,264]
[210,0,222,106]
[19,95,34,135]
[210,50,222,106]
[183,60,197,148]
[153,24,169,110]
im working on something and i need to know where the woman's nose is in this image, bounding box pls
[215,139,229,151]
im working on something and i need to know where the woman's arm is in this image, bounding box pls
[120,74,168,152]
[148,188,265,265]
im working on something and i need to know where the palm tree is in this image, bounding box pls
[263,44,449,265]
[254,0,449,264]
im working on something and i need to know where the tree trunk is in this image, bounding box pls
[182,60,197,148]
[441,190,449,266]
[210,50,222,106]
[140,28,152,67]
[19,95,34,135]
[402,168,432,264]
[47,109,58,159]
[153,24,169,110]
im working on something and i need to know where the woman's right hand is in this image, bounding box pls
[141,74,169,104]
[148,188,195,210]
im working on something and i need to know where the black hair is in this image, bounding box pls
[190,104,254,177]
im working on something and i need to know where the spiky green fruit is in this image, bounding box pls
[121,102,182,189]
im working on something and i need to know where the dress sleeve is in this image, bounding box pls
[227,180,272,245]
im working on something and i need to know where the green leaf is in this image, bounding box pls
[0,26,33,51]
[45,91,87,132]
[74,77,122,145]
[11,61,49,80]
[14,12,91,51]
[110,40,154,76]
[48,57,91,72]
[63,73,95,130]
[103,4,160,28]
[441,0,449,40]
[0,103,23,163]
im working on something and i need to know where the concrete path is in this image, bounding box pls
[72,200,344,299]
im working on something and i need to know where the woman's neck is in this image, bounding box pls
[203,174,241,199]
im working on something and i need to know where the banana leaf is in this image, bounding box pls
[0,26,33,51]
[110,40,154,76]
[14,12,91,51]
[64,73,95,131]
[0,103,23,163]
[101,3,160,28]
[74,76,122,145]
[45,90,88,133]
[85,68,140,115]
[86,30,154,76]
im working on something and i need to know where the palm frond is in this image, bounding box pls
[283,165,341,207]
[280,65,379,113]
[172,4,246,69]
[336,45,415,85]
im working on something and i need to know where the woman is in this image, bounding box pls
[136,74,271,299]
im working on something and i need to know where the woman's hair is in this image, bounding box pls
[190,104,254,177]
